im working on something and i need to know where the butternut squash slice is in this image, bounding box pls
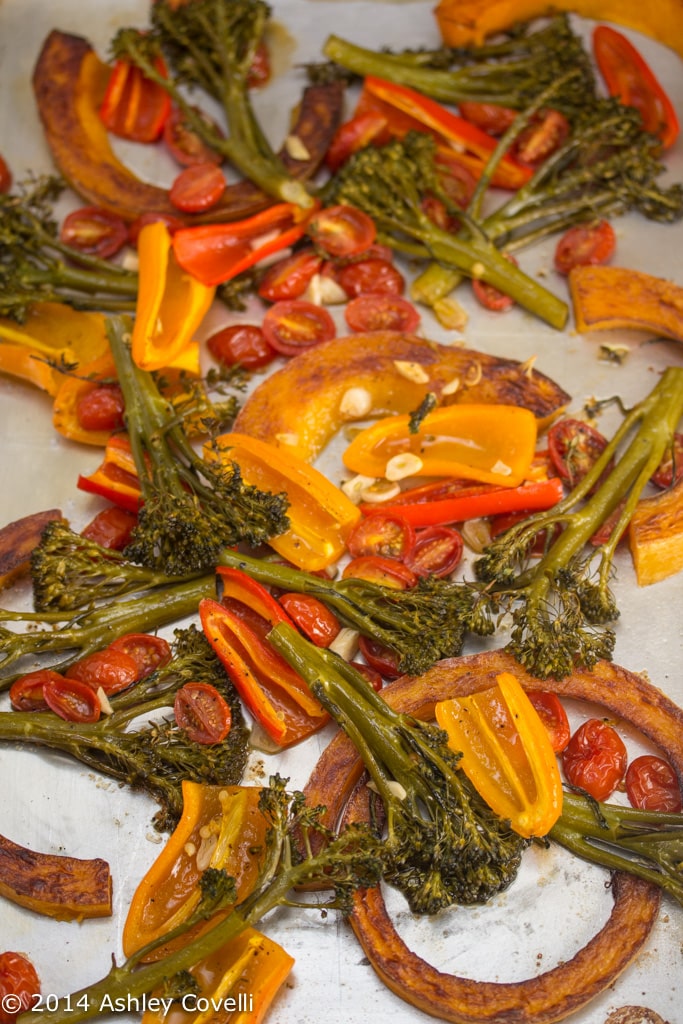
[569,265,683,343]
[0,832,112,921]
[629,477,683,585]
[434,0,683,59]
[0,509,64,591]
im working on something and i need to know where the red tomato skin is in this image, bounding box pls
[0,951,41,1024]
[262,300,336,356]
[471,253,518,312]
[0,155,13,194]
[561,718,627,801]
[554,220,616,275]
[75,385,126,433]
[336,258,405,299]
[514,109,570,165]
[9,670,64,712]
[344,293,421,333]
[99,58,170,143]
[349,660,384,691]
[169,162,226,213]
[207,324,276,370]
[174,682,232,745]
[108,633,172,679]
[163,105,224,167]
[80,507,138,551]
[247,39,271,87]
[66,649,140,695]
[526,691,571,753]
[257,250,323,302]
[307,204,377,258]
[278,593,341,648]
[358,636,402,680]
[43,675,101,723]
[625,754,682,812]
[548,419,611,490]
[651,432,683,489]
[342,555,418,590]
[457,101,517,136]
[347,512,416,561]
[404,525,463,578]
[60,207,128,260]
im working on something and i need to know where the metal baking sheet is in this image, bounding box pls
[1,3,682,1023]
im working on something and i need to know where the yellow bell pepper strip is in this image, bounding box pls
[172,202,317,287]
[132,220,215,372]
[200,587,328,748]
[0,302,109,395]
[77,435,143,513]
[212,432,361,571]
[343,404,537,487]
[435,671,563,838]
[52,350,119,446]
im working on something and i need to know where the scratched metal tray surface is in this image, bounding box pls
[0,2,682,1022]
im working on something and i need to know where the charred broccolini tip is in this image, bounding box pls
[0,176,138,322]
[105,316,290,576]
[18,776,384,1024]
[270,625,527,915]
[474,367,683,680]
[109,0,313,209]
[0,626,250,831]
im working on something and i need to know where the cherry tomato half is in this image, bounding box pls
[651,432,683,489]
[278,593,341,648]
[262,299,336,356]
[457,101,517,136]
[347,512,416,561]
[174,682,232,745]
[99,57,171,143]
[548,418,611,490]
[207,324,276,370]
[257,249,323,303]
[344,293,421,333]
[307,204,376,258]
[0,951,40,1024]
[404,525,464,578]
[108,633,172,680]
[554,220,616,275]
[358,635,402,680]
[336,258,405,299]
[342,555,418,590]
[561,718,627,801]
[247,39,272,87]
[80,507,138,551]
[60,207,128,260]
[163,105,224,167]
[349,660,384,692]
[66,648,140,695]
[0,154,12,194]
[514,109,570,166]
[471,254,518,313]
[526,691,571,753]
[169,162,226,213]
[9,669,63,712]
[43,675,102,723]
[75,385,126,433]
[624,754,682,812]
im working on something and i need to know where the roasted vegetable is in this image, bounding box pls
[0,833,111,922]
[0,510,63,591]
[570,264,683,343]
[232,330,570,464]
[629,477,683,585]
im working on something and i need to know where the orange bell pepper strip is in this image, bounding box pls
[435,671,563,838]
[172,202,318,287]
[132,220,215,372]
[343,404,537,488]
[212,433,361,571]
[362,77,533,190]
[77,435,143,512]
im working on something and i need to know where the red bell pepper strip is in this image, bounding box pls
[172,203,318,286]
[77,434,143,513]
[373,477,564,528]
[362,76,533,190]
[99,57,171,144]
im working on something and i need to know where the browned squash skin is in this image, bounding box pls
[233,331,570,464]
[0,510,64,591]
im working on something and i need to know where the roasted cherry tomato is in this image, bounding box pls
[163,104,224,167]
[624,754,682,812]
[60,206,128,260]
[174,682,232,745]
[207,324,276,370]
[66,648,140,695]
[99,57,171,143]
[347,512,416,561]
[247,38,271,87]
[75,385,126,433]
[404,525,463,578]
[307,204,376,258]
[43,675,101,723]
[526,691,571,753]
[128,212,185,246]
[278,593,341,648]
[262,299,336,355]
[169,162,226,213]
[457,101,517,136]
[0,154,13,194]
[651,432,683,489]
[80,507,138,551]
[554,220,616,275]
[344,293,420,333]
[108,633,172,680]
[0,951,40,1024]
[9,670,64,712]
[593,25,679,149]
[561,718,627,801]
[514,109,570,165]
[349,660,384,691]
[325,110,388,171]
[257,249,324,302]
[472,254,518,312]
[358,635,401,679]
[548,418,611,490]
[342,555,418,590]
[437,153,478,209]
[336,258,405,298]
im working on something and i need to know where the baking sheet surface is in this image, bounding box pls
[1,3,682,1023]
